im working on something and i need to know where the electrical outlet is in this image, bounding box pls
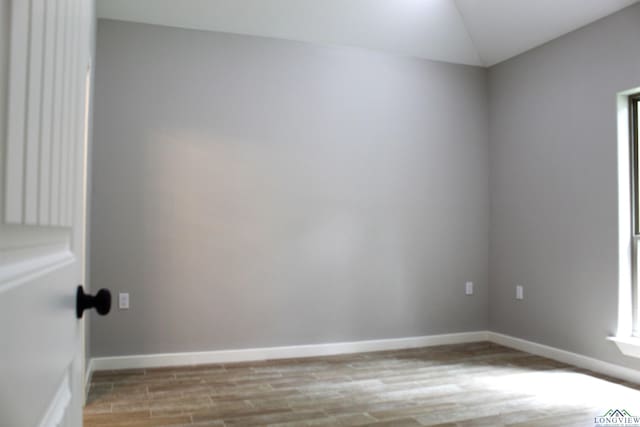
[119,293,130,310]
[465,281,474,295]
[516,285,524,300]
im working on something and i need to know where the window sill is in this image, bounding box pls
[608,336,640,358]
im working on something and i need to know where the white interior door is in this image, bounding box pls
[0,0,94,426]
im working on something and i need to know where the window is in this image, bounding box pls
[630,92,640,336]
[608,91,640,356]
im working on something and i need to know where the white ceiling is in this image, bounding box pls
[97,0,638,67]
[455,0,638,66]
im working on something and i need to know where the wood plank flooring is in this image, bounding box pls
[84,342,640,427]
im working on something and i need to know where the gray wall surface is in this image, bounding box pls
[488,4,640,369]
[90,20,489,357]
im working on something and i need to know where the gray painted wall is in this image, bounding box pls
[488,4,640,369]
[90,20,489,357]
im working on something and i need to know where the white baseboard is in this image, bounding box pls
[89,331,489,371]
[488,332,640,384]
[86,330,640,386]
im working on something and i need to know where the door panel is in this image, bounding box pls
[5,0,87,228]
[0,0,94,426]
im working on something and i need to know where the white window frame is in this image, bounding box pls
[630,93,640,336]
[609,91,640,357]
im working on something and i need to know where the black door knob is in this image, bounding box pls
[76,285,112,318]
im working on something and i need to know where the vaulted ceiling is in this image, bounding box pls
[97,0,638,67]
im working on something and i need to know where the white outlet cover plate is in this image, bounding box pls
[119,293,130,309]
[516,286,524,300]
[465,282,473,295]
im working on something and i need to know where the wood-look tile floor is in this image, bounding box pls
[85,342,640,427]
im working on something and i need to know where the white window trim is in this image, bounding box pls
[608,336,640,358]
[610,89,640,357]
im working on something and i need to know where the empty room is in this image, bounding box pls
[3,0,640,426]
